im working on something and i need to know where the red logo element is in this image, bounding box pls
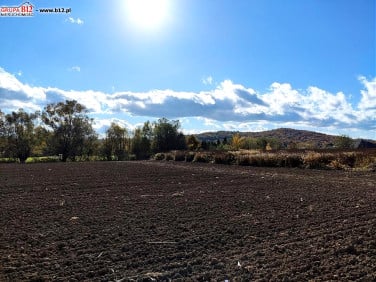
[1,1,34,17]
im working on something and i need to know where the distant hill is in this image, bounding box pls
[195,128,376,149]
[194,128,363,149]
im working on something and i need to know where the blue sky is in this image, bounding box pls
[0,0,375,139]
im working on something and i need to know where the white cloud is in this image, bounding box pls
[262,82,300,115]
[1,99,41,113]
[46,88,107,113]
[0,67,46,101]
[305,87,355,124]
[67,17,84,25]
[358,76,376,111]
[69,66,81,72]
[93,118,137,138]
[0,67,375,137]
[202,75,213,85]
[198,117,222,129]
[221,121,268,132]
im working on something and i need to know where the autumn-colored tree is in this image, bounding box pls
[231,133,244,150]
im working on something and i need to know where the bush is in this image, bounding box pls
[0,158,18,163]
[26,156,60,163]
[193,152,212,163]
[165,153,174,161]
[214,152,236,165]
[337,152,356,168]
[129,154,137,161]
[173,151,186,161]
[236,154,252,166]
[303,152,334,169]
[185,152,195,162]
[354,152,376,169]
[328,159,346,170]
[284,153,303,168]
[236,154,261,166]
[154,153,165,161]
[151,149,376,171]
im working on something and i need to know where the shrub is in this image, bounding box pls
[236,152,301,168]
[0,158,18,163]
[193,152,212,163]
[214,152,236,165]
[152,149,376,171]
[256,153,281,167]
[354,152,376,169]
[165,153,174,161]
[303,152,334,169]
[284,153,303,168]
[328,159,346,170]
[337,152,356,167]
[26,156,60,163]
[154,153,165,161]
[173,151,186,161]
[185,152,195,162]
[242,154,261,166]
[236,154,252,166]
[129,154,137,161]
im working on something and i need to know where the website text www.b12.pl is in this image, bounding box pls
[37,7,71,14]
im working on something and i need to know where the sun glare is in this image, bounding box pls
[125,0,170,30]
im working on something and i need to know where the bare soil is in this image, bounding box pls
[1,161,375,281]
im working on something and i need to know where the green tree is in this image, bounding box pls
[4,109,38,163]
[131,121,153,159]
[0,110,6,157]
[186,135,200,151]
[200,140,209,150]
[334,135,353,149]
[254,137,281,150]
[101,138,113,161]
[287,141,298,150]
[241,137,258,150]
[82,134,100,160]
[266,137,281,150]
[151,118,186,152]
[256,137,268,150]
[141,120,153,140]
[42,100,97,161]
[104,123,128,161]
[176,133,187,150]
[32,126,52,157]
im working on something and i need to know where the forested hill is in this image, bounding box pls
[194,128,338,148]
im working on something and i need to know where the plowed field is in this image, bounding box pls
[1,161,375,281]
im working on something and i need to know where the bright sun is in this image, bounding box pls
[125,0,170,30]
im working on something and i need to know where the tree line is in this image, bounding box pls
[0,100,188,163]
[0,100,355,163]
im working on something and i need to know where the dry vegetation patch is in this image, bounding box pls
[157,149,376,171]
